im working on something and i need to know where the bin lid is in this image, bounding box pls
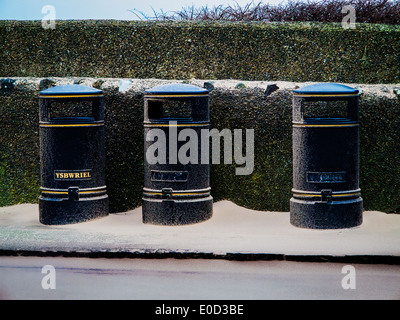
[39,85,103,98]
[145,83,208,97]
[293,83,360,97]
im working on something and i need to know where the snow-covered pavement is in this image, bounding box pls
[1,201,399,261]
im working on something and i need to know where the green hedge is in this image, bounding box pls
[0,21,399,83]
[1,78,400,213]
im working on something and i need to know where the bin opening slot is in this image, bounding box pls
[49,101,95,121]
[302,100,350,121]
[148,100,192,121]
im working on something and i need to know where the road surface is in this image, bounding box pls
[0,256,399,300]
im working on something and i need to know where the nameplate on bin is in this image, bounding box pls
[54,170,92,181]
[307,172,346,183]
[151,170,188,182]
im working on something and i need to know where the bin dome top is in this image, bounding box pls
[145,83,208,97]
[39,85,103,98]
[293,83,359,97]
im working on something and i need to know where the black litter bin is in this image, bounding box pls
[143,83,213,225]
[39,85,109,225]
[290,83,363,229]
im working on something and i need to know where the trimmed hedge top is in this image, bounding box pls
[0,20,399,83]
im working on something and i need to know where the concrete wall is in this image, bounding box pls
[1,77,399,213]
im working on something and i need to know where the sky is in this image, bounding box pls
[0,0,288,20]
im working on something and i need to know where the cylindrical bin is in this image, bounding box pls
[290,83,363,229]
[39,85,109,225]
[143,83,213,225]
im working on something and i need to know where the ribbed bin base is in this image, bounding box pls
[142,196,213,226]
[39,195,109,225]
[290,197,363,229]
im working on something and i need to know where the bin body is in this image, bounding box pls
[39,85,109,225]
[290,83,363,229]
[143,84,213,225]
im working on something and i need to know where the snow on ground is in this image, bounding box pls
[0,201,399,257]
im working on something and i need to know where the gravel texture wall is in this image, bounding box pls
[1,78,399,213]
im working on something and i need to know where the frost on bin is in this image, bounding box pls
[143,83,213,226]
[290,83,363,229]
[38,85,109,225]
